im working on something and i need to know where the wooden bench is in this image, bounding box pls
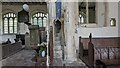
[95,46,120,68]
[79,33,120,67]
[79,33,94,67]
[2,42,22,59]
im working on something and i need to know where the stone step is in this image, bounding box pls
[54,50,62,58]
[54,45,62,51]
[55,50,62,54]
[54,55,62,59]
[53,58,63,66]
[55,41,61,46]
[55,33,61,37]
[54,55,62,58]
[55,40,60,43]
[55,36,60,41]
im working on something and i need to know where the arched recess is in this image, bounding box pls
[54,19,62,33]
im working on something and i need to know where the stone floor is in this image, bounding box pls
[2,49,36,66]
[52,58,87,67]
[1,49,87,67]
[63,59,88,68]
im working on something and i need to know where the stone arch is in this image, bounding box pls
[54,19,61,33]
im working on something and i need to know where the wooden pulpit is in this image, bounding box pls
[29,25,40,48]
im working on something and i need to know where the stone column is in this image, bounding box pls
[47,2,56,66]
[65,2,78,62]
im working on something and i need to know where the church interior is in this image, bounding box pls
[0,0,120,68]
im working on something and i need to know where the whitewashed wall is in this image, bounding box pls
[78,2,118,38]
[0,35,16,43]
[118,1,120,37]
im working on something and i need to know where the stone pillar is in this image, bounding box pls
[65,2,77,62]
[47,2,56,66]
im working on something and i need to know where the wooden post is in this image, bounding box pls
[79,36,83,59]
[88,33,94,66]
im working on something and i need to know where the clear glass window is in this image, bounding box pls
[32,12,47,27]
[3,12,17,34]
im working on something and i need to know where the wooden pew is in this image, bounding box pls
[94,45,120,67]
[2,42,22,59]
[79,33,120,67]
[79,36,88,58]
[79,36,83,59]
[79,33,92,67]
[88,34,120,67]
[88,33,94,66]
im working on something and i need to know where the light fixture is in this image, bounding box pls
[23,4,29,12]
[110,18,116,26]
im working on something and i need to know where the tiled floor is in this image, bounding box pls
[2,49,36,66]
